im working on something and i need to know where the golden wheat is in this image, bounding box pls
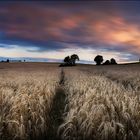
[58,66,140,140]
[1,63,140,140]
[0,68,59,140]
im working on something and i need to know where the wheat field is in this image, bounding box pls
[0,62,140,140]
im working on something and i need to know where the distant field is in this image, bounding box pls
[0,62,140,140]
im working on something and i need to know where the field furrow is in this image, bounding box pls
[47,69,67,140]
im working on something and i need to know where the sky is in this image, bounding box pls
[0,1,140,63]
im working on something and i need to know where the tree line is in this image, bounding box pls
[94,55,117,65]
[60,54,117,67]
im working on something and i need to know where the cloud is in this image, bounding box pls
[0,2,140,62]
[0,43,137,64]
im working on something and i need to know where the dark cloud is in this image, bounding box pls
[0,1,140,62]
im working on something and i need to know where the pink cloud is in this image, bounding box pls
[0,2,140,57]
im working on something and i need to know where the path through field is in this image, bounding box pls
[47,69,67,140]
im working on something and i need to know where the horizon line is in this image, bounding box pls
[0,56,139,64]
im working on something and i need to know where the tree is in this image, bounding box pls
[110,58,117,64]
[64,56,71,65]
[103,60,110,65]
[70,54,79,65]
[6,59,9,63]
[60,54,80,67]
[94,55,103,65]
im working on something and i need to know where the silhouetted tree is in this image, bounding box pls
[110,58,117,64]
[64,56,71,65]
[94,55,103,65]
[60,54,80,67]
[103,60,110,65]
[70,54,79,65]
[6,59,9,63]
